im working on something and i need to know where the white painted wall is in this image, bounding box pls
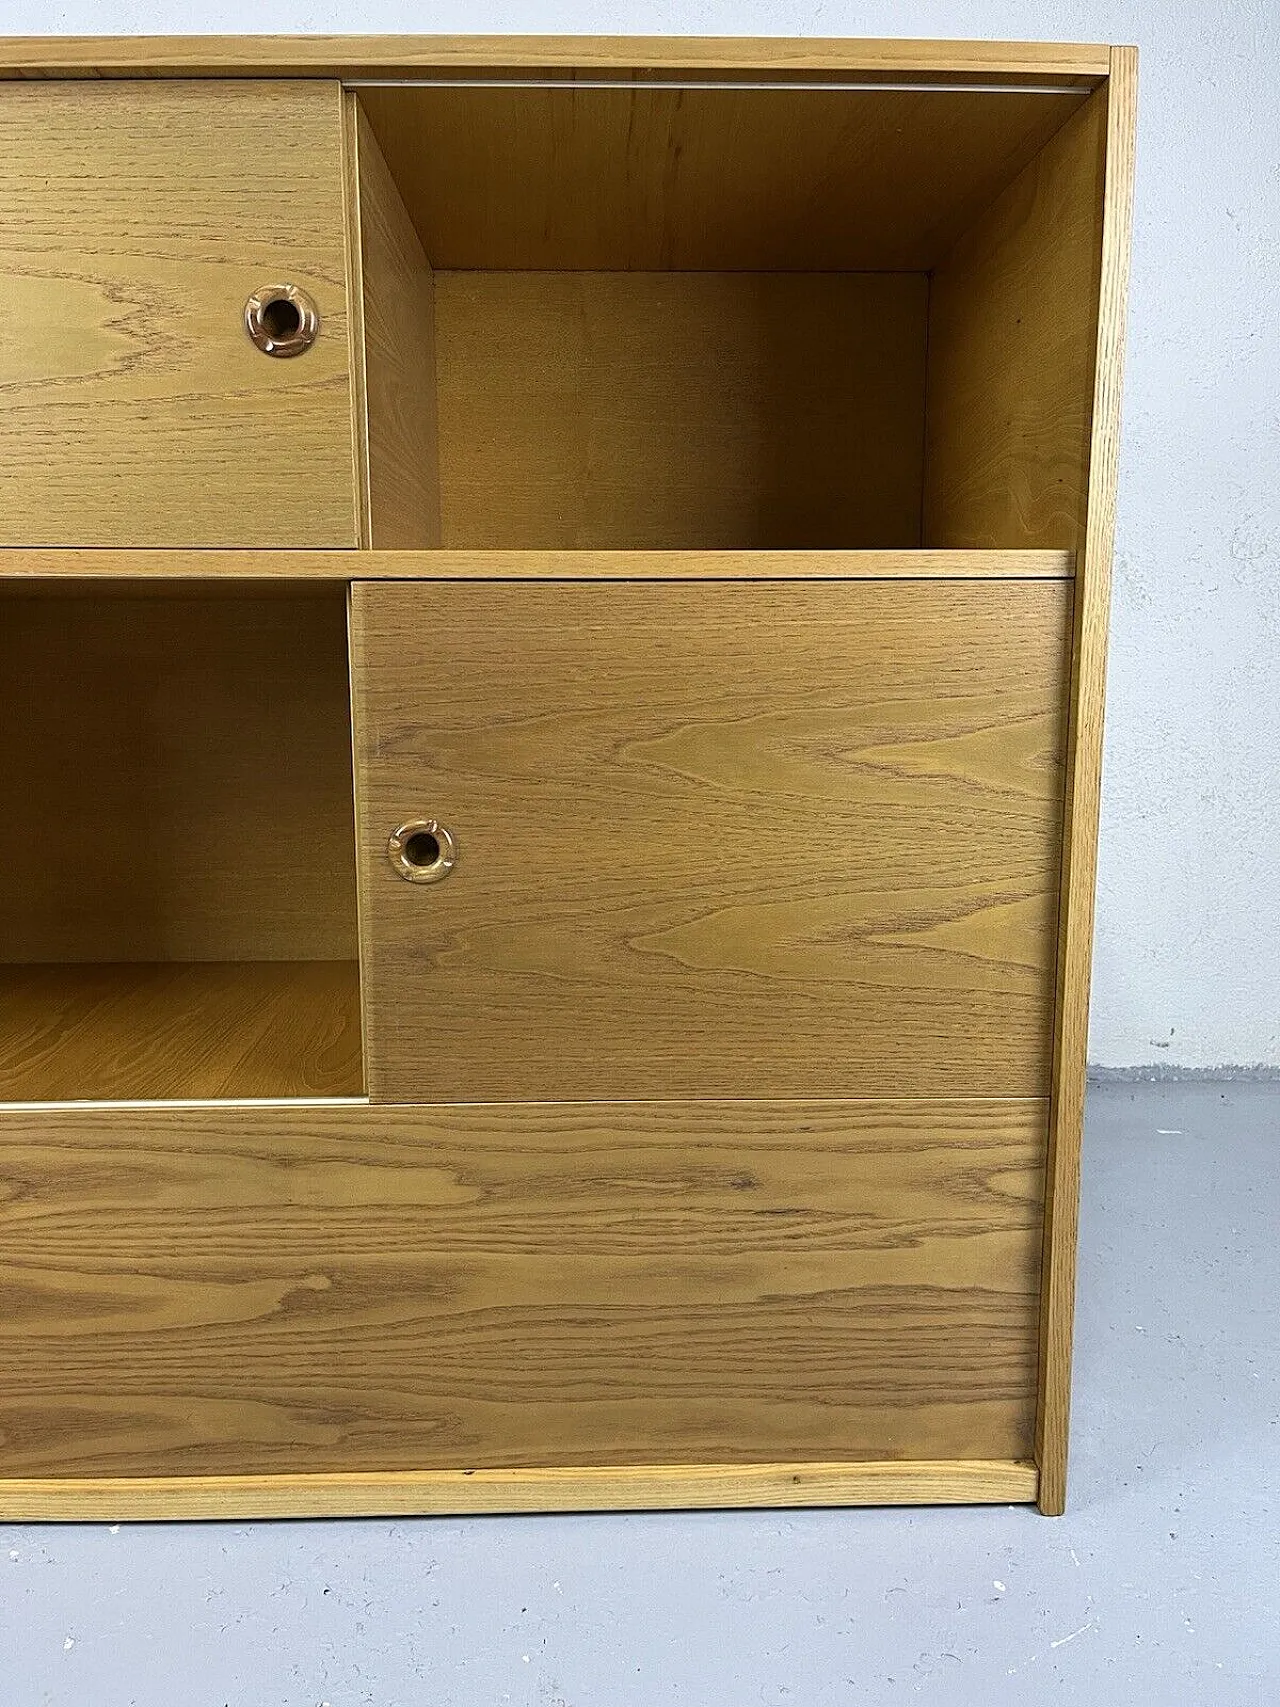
[10,0,1278,1068]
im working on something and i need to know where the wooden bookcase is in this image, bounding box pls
[0,36,1136,1520]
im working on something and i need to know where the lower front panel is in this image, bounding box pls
[0,1099,1045,1510]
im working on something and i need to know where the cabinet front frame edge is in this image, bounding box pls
[1035,45,1137,1517]
[339,87,373,551]
[0,549,1076,582]
[0,1459,1038,1521]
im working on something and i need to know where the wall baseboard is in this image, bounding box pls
[1087,1063,1280,1083]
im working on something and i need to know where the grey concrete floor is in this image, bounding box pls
[2,1083,1277,1705]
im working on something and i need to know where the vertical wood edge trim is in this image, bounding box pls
[346,585,379,1100]
[0,1460,1039,1520]
[918,272,934,546]
[1035,45,1137,1515]
[345,586,371,1096]
[340,88,373,549]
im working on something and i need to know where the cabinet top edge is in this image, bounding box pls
[0,35,1115,83]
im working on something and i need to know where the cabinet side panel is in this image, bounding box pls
[0,81,356,548]
[923,88,1108,548]
[1036,48,1138,1515]
[349,96,441,548]
[0,1100,1045,1480]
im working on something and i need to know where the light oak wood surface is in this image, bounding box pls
[353,580,1070,1103]
[0,34,1135,1520]
[923,81,1108,550]
[0,37,1114,81]
[346,95,440,548]
[0,1460,1039,1522]
[0,1098,1046,1480]
[1037,46,1138,1516]
[434,272,928,549]
[0,548,1075,581]
[0,962,364,1103]
[360,83,1085,272]
[0,590,358,962]
[0,81,356,547]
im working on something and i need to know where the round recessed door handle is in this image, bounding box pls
[244,283,320,356]
[388,819,458,884]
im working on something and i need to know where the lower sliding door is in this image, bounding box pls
[0,1098,1047,1492]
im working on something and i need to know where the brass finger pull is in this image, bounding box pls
[388,819,457,884]
[244,283,320,356]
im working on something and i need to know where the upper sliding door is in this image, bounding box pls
[0,81,356,546]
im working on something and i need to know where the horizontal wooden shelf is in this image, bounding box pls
[0,1459,1039,1521]
[0,962,364,1103]
[0,548,1076,582]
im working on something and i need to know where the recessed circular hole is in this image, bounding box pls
[403,830,441,869]
[259,296,302,341]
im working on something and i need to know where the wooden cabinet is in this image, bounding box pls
[0,36,1136,1522]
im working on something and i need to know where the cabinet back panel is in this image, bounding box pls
[0,1099,1044,1477]
[0,593,358,963]
[435,271,928,549]
[353,579,1070,1102]
[0,81,356,548]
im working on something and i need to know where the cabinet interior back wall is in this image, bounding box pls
[0,585,363,1102]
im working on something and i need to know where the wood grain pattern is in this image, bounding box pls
[0,81,356,548]
[0,590,358,962]
[1037,47,1138,1517]
[0,35,1133,1519]
[353,580,1070,1103]
[347,96,440,548]
[361,84,1085,272]
[0,38,1111,81]
[923,83,1108,549]
[0,1459,1039,1521]
[435,272,928,549]
[0,1098,1046,1480]
[0,548,1075,581]
[0,962,364,1102]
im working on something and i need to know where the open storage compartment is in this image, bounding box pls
[0,583,363,1102]
[348,76,1108,554]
